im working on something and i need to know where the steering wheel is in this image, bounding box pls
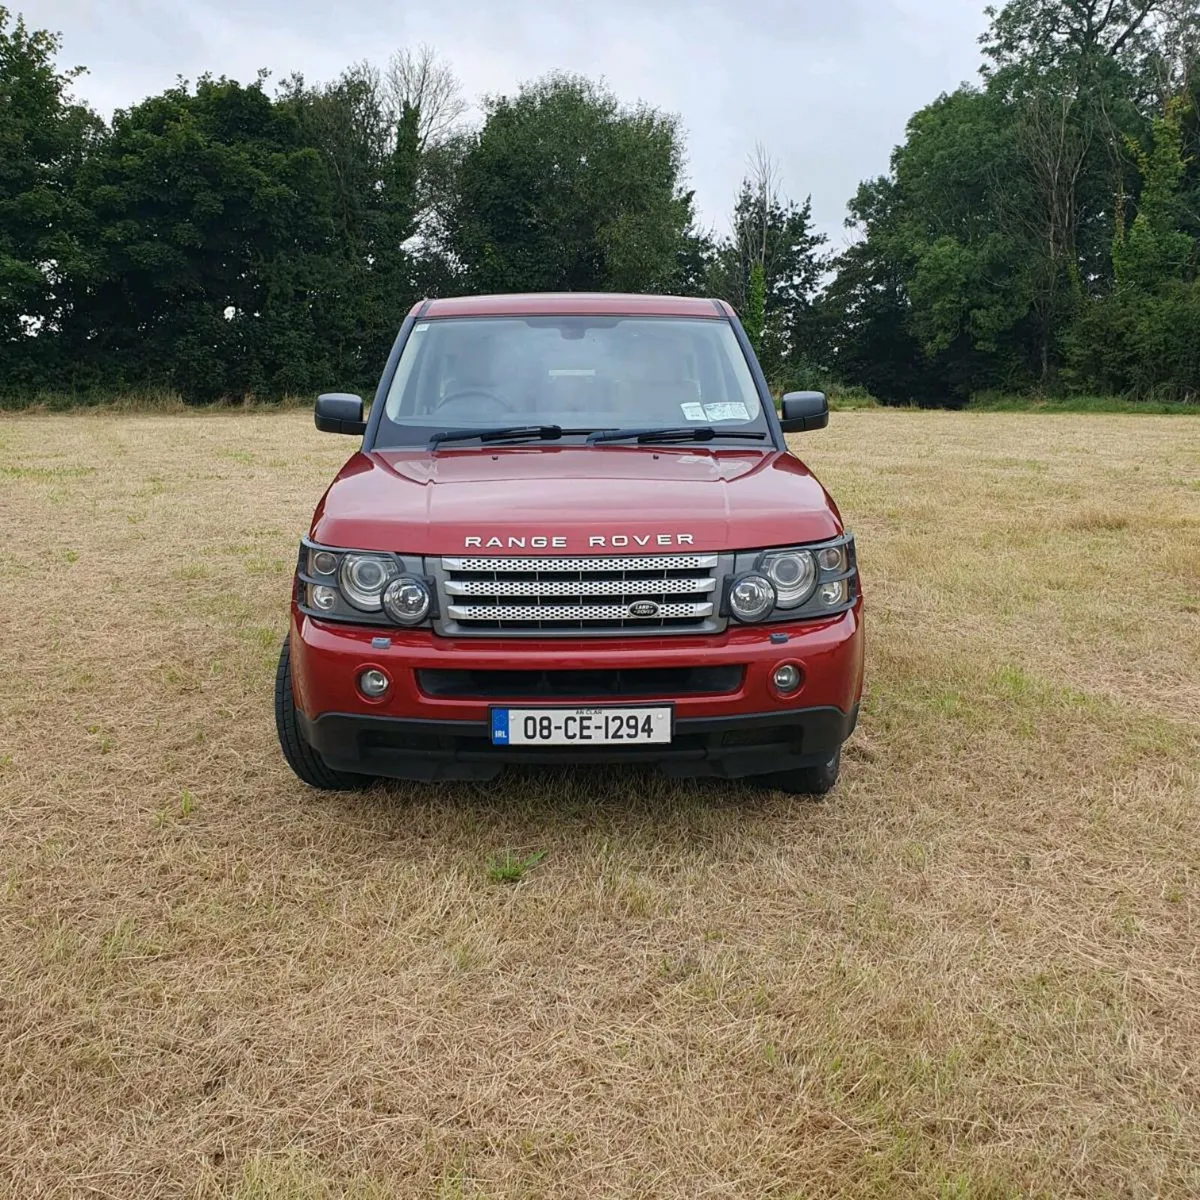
[432,388,515,419]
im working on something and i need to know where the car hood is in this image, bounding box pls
[309,446,844,554]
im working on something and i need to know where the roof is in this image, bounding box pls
[414,293,731,319]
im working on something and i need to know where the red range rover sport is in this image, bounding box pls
[275,293,864,795]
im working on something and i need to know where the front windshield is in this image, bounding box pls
[376,315,768,447]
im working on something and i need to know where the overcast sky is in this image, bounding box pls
[30,0,989,247]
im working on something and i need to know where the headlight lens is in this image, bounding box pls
[309,549,339,576]
[382,577,431,626]
[761,549,818,608]
[338,554,398,610]
[729,574,776,623]
[819,580,849,606]
[817,546,846,573]
[309,584,338,611]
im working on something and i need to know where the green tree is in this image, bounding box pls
[673,225,718,298]
[279,64,424,382]
[897,89,1036,374]
[709,149,828,382]
[981,0,1167,74]
[744,262,766,353]
[1113,97,1193,286]
[67,75,337,400]
[982,2,1163,379]
[824,0,1199,403]
[823,179,958,406]
[444,74,694,294]
[1070,99,1199,397]
[0,7,97,388]
[828,86,1041,401]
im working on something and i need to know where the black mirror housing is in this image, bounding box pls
[315,392,366,436]
[779,391,829,434]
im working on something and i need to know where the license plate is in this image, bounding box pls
[490,706,673,746]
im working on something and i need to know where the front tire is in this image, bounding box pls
[757,748,841,797]
[274,635,371,791]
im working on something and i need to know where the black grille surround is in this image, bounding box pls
[431,553,734,638]
[417,665,745,699]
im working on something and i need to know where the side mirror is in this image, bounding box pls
[314,392,366,436]
[779,391,829,434]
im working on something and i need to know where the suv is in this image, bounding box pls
[275,293,864,795]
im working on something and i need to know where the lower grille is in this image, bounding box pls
[435,553,727,637]
[417,665,744,699]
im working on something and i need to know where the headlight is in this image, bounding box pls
[382,577,431,626]
[760,549,818,608]
[725,536,856,625]
[339,554,398,610]
[298,542,434,628]
[729,574,777,623]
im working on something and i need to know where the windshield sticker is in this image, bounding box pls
[413,322,429,333]
[703,402,751,422]
[680,402,706,421]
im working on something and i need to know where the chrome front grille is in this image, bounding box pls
[435,553,727,637]
[447,601,716,622]
[444,576,716,597]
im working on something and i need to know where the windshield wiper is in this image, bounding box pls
[587,426,769,445]
[428,425,594,449]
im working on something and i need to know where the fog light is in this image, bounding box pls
[772,663,802,694]
[358,668,389,698]
[819,580,848,606]
[310,584,337,611]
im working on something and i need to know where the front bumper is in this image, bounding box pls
[289,603,864,783]
[297,706,858,782]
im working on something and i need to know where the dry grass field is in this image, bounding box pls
[1,409,1198,1200]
